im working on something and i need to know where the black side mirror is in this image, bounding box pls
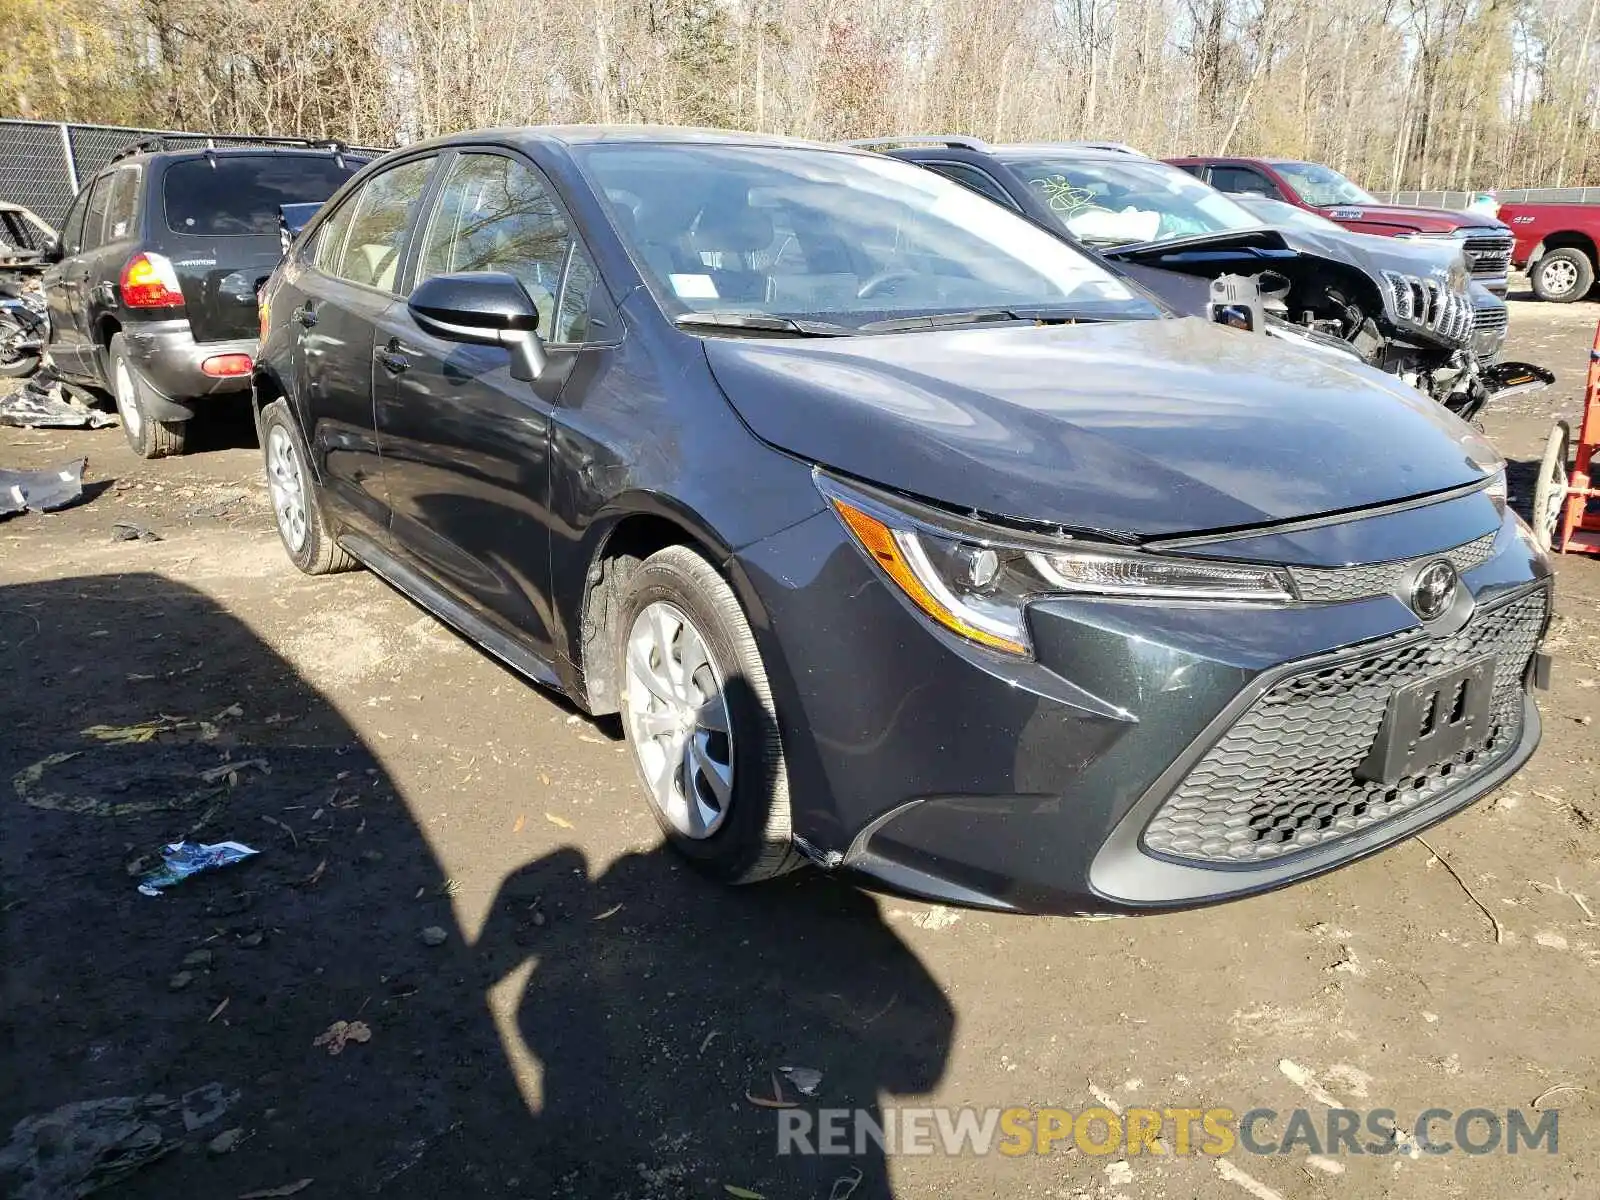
[408,271,547,381]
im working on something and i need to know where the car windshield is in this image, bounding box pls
[575,143,1159,329]
[1002,155,1262,247]
[1273,162,1375,207]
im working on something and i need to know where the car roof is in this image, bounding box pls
[398,124,849,156]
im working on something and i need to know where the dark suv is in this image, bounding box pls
[38,141,364,456]
[257,127,1550,915]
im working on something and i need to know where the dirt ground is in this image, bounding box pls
[2,296,1599,1200]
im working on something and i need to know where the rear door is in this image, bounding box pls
[78,164,143,380]
[159,153,362,344]
[374,148,611,658]
[286,155,438,542]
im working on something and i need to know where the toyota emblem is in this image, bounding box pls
[1411,560,1458,620]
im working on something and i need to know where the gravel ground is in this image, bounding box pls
[2,296,1598,1200]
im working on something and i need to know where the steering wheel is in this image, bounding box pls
[856,270,917,301]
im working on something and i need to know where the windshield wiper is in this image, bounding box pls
[675,312,852,337]
[856,307,1102,334]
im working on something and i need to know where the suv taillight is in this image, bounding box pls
[120,252,185,308]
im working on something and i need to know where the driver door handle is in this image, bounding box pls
[374,343,410,374]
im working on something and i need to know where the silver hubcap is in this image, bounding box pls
[1543,259,1578,296]
[623,602,734,839]
[266,426,309,553]
[114,359,142,438]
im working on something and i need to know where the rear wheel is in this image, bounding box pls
[616,545,803,883]
[260,398,356,575]
[1533,422,1572,551]
[109,334,187,457]
[0,312,39,377]
[1531,248,1595,303]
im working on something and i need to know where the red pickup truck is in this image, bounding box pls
[1167,156,1515,295]
[1496,201,1599,302]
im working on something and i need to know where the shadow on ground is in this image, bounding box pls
[0,574,952,1198]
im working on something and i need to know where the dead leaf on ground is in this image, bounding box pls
[545,812,573,829]
[512,813,526,833]
[724,1187,766,1199]
[208,997,230,1023]
[593,903,623,921]
[313,1020,372,1055]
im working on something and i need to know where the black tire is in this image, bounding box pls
[615,544,804,884]
[1533,421,1572,552]
[1531,247,1595,303]
[0,352,40,378]
[259,398,356,575]
[108,334,187,457]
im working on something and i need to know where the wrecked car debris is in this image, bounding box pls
[0,370,116,428]
[0,458,86,517]
[137,841,259,896]
[0,1084,237,1200]
[111,521,163,543]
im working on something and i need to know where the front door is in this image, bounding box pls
[375,149,608,662]
[40,180,101,379]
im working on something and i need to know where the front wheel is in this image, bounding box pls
[0,312,41,377]
[1533,422,1572,551]
[616,545,803,883]
[109,334,186,457]
[1531,248,1595,303]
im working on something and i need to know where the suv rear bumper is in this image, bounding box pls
[122,320,256,420]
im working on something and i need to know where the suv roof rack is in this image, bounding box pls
[845,135,991,153]
[1026,140,1149,157]
[108,134,353,163]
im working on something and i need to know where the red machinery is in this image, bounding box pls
[1535,317,1600,555]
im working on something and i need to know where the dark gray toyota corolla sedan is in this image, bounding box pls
[255,126,1552,914]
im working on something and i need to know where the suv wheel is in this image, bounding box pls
[109,335,187,457]
[1531,247,1595,303]
[260,398,356,575]
[616,545,804,883]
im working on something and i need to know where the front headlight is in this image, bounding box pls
[817,473,1295,657]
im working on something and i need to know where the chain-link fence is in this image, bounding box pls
[1370,188,1600,209]
[0,118,390,229]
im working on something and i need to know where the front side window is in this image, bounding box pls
[164,154,363,236]
[1004,155,1264,247]
[1272,162,1376,208]
[59,189,91,256]
[416,153,578,337]
[577,144,1151,327]
[330,157,435,292]
[1208,166,1278,199]
[927,162,1019,209]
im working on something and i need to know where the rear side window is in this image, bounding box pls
[328,157,435,292]
[103,168,141,243]
[164,155,360,236]
[81,175,115,252]
[926,162,1019,210]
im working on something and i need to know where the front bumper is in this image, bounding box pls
[121,320,256,421]
[736,487,1551,915]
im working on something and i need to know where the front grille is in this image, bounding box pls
[1471,305,1508,335]
[1288,532,1497,604]
[1142,587,1546,865]
[1462,230,1513,279]
[1383,271,1475,344]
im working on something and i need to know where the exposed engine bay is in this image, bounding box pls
[1106,227,1552,423]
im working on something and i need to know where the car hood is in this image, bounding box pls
[1322,204,1501,233]
[1106,227,1470,313]
[702,317,1501,538]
